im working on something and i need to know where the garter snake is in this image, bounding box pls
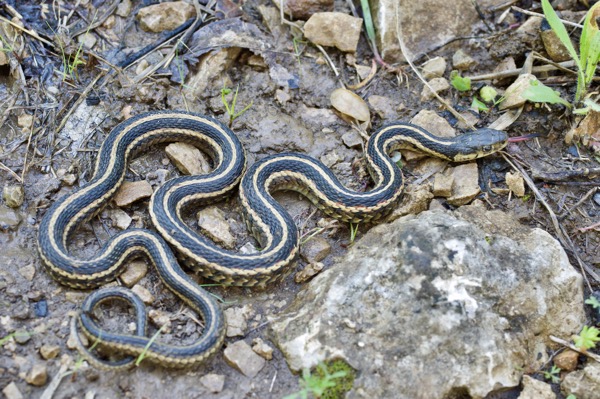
[38,111,507,367]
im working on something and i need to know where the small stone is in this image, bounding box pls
[0,205,21,230]
[422,56,447,79]
[17,114,34,129]
[131,285,154,304]
[368,95,398,120]
[275,89,291,105]
[320,151,341,168]
[3,185,24,208]
[0,51,8,66]
[280,0,333,20]
[499,73,536,110]
[113,180,153,207]
[148,309,172,333]
[108,208,132,230]
[57,169,77,186]
[433,168,454,198]
[553,349,579,372]
[239,242,259,254]
[197,206,236,249]
[200,373,225,393]
[40,344,60,360]
[224,306,249,337]
[420,77,450,101]
[67,328,88,349]
[2,382,23,399]
[116,0,132,17]
[13,330,31,344]
[341,131,363,149]
[223,340,266,378]
[562,361,600,399]
[165,142,211,175]
[410,110,455,138]
[447,163,480,206]
[505,171,525,197]
[252,337,274,360]
[135,59,150,76]
[295,261,324,283]
[103,15,116,29]
[137,1,196,33]
[541,20,571,62]
[456,111,479,130]
[300,236,331,263]
[77,33,96,49]
[304,12,363,52]
[119,261,148,287]
[517,375,555,399]
[492,57,517,84]
[452,49,476,70]
[18,265,35,281]
[25,364,48,386]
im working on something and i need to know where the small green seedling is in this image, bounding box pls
[450,70,471,92]
[349,223,359,243]
[471,86,504,112]
[284,361,351,399]
[0,331,30,346]
[573,325,600,350]
[521,79,571,108]
[135,324,166,366]
[585,295,600,309]
[221,85,253,128]
[566,395,577,399]
[541,0,600,104]
[543,365,561,383]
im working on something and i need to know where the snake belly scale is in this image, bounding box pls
[38,110,507,367]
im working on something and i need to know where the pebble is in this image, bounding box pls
[116,0,132,17]
[275,89,291,105]
[25,363,48,386]
[119,261,148,287]
[452,49,476,70]
[304,12,363,52]
[40,344,60,360]
[224,306,249,337]
[295,261,324,283]
[77,32,96,49]
[200,373,225,393]
[553,349,579,372]
[517,375,555,399]
[341,131,363,149]
[447,164,480,206]
[17,113,34,129]
[108,208,132,230]
[368,95,398,120]
[498,73,536,110]
[562,361,600,399]
[67,329,88,349]
[0,205,21,230]
[223,340,266,378]
[18,264,36,281]
[131,285,154,304]
[433,168,454,198]
[505,171,525,197]
[251,337,274,360]
[14,330,30,344]
[300,236,331,263]
[410,110,455,138]
[197,206,236,249]
[421,56,447,79]
[2,382,23,399]
[113,181,153,207]
[320,151,341,168]
[540,20,570,62]
[165,142,211,175]
[280,0,333,20]
[592,192,600,206]
[3,185,24,208]
[420,77,450,101]
[137,1,196,33]
[56,169,77,186]
[34,300,48,317]
[148,309,172,333]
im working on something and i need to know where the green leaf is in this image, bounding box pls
[585,296,600,309]
[359,0,376,42]
[521,80,571,108]
[480,86,498,103]
[580,2,600,83]
[450,70,471,92]
[541,0,581,68]
[573,325,600,350]
[471,97,489,112]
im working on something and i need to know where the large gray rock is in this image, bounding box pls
[271,204,585,399]
[372,0,506,63]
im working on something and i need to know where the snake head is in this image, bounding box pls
[452,129,508,162]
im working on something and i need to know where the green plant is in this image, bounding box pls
[349,223,359,243]
[521,79,571,108]
[540,0,600,104]
[450,70,471,92]
[543,365,561,383]
[284,360,355,399]
[136,324,166,366]
[566,394,577,399]
[221,85,253,128]
[585,295,600,308]
[573,325,600,350]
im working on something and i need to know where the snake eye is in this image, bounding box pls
[482,145,492,152]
